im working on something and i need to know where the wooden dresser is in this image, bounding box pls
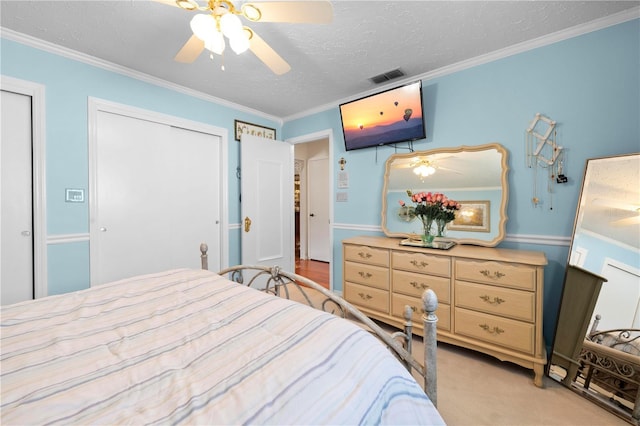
[343,235,548,387]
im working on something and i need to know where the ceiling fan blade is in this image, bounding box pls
[249,30,291,75]
[592,198,640,212]
[611,215,640,227]
[175,35,205,63]
[244,1,333,23]
[437,166,463,174]
[153,0,181,8]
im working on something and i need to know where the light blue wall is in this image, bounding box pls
[1,37,278,293]
[283,19,640,346]
[2,19,638,346]
[574,232,638,276]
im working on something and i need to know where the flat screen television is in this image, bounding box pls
[339,81,425,151]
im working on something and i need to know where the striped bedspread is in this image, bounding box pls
[1,269,444,425]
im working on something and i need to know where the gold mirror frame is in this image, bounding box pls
[380,143,509,247]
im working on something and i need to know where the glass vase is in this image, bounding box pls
[420,216,435,245]
[421,232,435,245]
[436,218,448,237]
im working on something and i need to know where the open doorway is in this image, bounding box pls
[289,131,333,290]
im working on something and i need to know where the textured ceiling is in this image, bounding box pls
[579,155,640,250]
[1,1,639,119]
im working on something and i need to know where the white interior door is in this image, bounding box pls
[91,111,221,285]
[592,261,640,330]
[307,157,330,262]
[241,135,294,273]
[1,90,33,304]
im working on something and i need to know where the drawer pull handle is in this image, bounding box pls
[479,324,505,335]
[410,281,429,290]
[357,292,372,301]
[358,271,373,279]
[480,295,505,305]
[358,252,373,259]
[410,260,429,268]
[480,269,506,279]
[409,305,425,314]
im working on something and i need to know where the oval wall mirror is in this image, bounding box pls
[380,143,509,247]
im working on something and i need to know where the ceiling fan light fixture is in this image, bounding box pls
[205,30,225,55]
[241,3,262,21]
[220,12,243,39]
[176,0,199,11]
[190,14,217,42]
[229,31,250,54]
[413,164,436,177]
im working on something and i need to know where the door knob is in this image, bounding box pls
[99,227,107,232]
[244,217,252,232]
[21,230,31,236]
[309,213,315,217]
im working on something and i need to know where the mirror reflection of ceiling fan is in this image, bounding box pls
[155,0,333,75]
[394,155,461,177]
[592,198,640,226]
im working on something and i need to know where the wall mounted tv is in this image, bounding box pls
[339,81,425,151]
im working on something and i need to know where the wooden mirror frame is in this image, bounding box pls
[380,143,509,247]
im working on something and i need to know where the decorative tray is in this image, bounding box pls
[399,238,456,250]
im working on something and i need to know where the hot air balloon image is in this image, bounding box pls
[403,108,413,122]
[338,81,424,151]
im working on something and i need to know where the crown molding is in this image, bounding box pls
[283,6,640,123]
[2,6,637,125]
[0,27,282,125]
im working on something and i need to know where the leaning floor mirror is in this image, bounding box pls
[548,153,640,424]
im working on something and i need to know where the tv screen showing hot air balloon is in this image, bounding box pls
[339,81,425,151]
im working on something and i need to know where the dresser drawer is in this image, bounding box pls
[344,261,389,290]
[345,282,389,313]
[455,308,535,354]
[392,293,450,331]
[344,244,389,267]
[392,270,450,303]
[455,259,536,291]
[455,281,535,322]
[392,251,450,277]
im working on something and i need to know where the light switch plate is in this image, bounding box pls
[337,171,349,189]
[65,188,85,203]
[336,192,348,202]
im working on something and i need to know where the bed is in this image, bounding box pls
[1,245,443,425]
[575,315,640,424]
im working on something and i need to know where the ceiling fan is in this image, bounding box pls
[591,198,640,227]
[155,0,333,74]
[394,155,461,177]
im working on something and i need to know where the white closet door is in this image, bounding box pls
[92,111,220,285]
[1,90,33,305]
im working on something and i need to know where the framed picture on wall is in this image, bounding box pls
[234,120,276,141]
[449,200,490,232]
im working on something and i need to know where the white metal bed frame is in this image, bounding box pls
[200,244,439,406]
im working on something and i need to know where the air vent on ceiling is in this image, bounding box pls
[369,68,405,84]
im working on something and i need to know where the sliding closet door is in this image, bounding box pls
[92,111,221,285]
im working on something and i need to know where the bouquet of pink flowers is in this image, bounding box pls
[400,190,460,237]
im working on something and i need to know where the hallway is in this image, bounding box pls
[295,259,329,289]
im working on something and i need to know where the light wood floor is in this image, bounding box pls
[295,259,329,289]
